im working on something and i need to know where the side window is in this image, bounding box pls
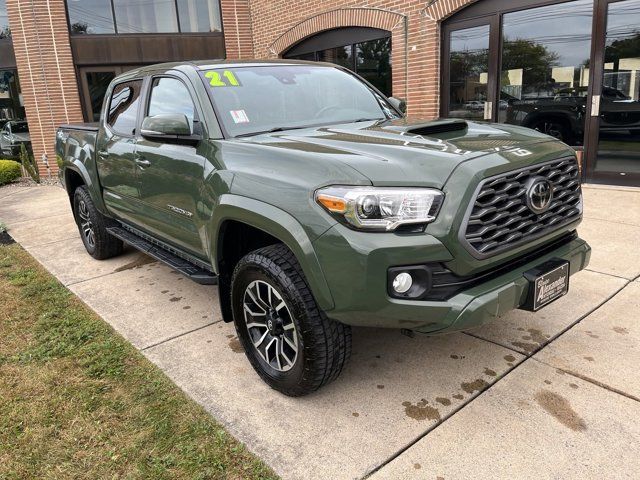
[147,77,196,129]
[107,80,143,136]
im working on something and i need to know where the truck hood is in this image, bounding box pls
[236,118,560,188]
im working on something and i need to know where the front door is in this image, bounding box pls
[585,0,640,185]
[133,75,207,258]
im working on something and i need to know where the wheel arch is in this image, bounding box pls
[62,162,108,214]
[210,195,335,322]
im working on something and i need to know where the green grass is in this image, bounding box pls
[0,243,278,480]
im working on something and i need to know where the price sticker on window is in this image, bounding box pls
[204,70,242,88]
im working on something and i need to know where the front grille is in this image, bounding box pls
[461,157,581,258]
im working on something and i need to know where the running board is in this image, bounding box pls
[106,226,218,285]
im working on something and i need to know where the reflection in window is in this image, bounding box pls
[148,78,196,130]
[177,0,222,32]
[356,38,391,96]
[318,46,353,70]
[287,36,393,97]
[86,71,116,121]
[66,0,115,34]
[500,0,593,144]
[0,70,26,121]
[113,0,178,33]
[595,0,640,175]
[66,0,222,34]
[108,80,142,135]
[0,0,9,38]
[448,25,489,120]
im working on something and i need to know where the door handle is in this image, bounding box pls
[97,150,109,158]
[135,157,151,168]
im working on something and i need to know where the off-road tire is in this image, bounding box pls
[73,186,124,260]
[231,244,351,396]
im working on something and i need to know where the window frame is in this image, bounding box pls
[142,73,203,138]
[105,78,145,138]
[63,0,223,36]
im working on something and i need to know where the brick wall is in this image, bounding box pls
[6,0,84,176]
[245,0,478,118]
[221,0,254,59]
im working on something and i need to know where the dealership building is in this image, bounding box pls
[1,0,639,185]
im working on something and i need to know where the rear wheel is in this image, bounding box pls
[73,186,123,260]
[231,244,351,396]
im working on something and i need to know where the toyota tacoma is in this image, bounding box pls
[56,60,591,396]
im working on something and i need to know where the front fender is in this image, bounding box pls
[208,194,335,311]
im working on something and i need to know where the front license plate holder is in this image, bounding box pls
[521,258,570,312]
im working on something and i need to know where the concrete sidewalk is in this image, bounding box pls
[1,183,639,480]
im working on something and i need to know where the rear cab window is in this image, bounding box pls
[107,80,143,136]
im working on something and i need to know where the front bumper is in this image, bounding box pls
[313,224,590,334]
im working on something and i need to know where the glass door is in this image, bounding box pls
[442,17,499,121]
[586,0,640,184]
[498,0,594,145]
[79,67,121,122]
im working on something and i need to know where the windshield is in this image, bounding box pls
[11,122,29,133]
[199,65,398,137]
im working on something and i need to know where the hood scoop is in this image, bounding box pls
[384,119,468,137]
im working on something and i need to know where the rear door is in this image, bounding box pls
[132,73,207,258]
[97,78,144,224]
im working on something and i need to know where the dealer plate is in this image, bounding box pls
[521,259,570,312]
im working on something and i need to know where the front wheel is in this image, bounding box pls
[231,244,351,396]
[73,186,123,260]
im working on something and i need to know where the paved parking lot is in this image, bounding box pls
[1,184,639,480]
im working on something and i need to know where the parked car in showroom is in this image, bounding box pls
[0,120,31,157]
[56,60,590,396]
[504,85,640,144]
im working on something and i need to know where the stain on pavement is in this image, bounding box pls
[534,389,587,431]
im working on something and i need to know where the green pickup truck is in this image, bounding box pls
[56,60,590,396]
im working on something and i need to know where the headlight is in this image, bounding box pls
[315,186,444,231]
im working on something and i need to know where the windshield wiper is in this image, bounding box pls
[234,125,312,138]
[351,117,387,124]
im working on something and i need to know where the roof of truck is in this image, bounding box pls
[127,59,337,75]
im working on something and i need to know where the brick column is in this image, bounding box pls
[6,0,83,176]
[220,0,254,59]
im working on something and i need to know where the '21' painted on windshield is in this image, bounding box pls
[205,70,241,87]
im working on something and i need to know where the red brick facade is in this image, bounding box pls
[6,0,84,176]
[220,0,254,59]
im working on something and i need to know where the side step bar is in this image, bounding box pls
[106,226,218,285]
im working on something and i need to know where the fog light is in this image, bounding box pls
[392,272,413,293]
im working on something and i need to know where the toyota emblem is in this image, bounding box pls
[526,177,554,214]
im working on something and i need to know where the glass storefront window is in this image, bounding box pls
[595,0,640,176]
[0,70,25,122]
[113,0,178,34]
[448,25,490,121]
[318,46,353,70]
[356,37,391,96]
[0,0,9,38]
[85,71,116,122]
[286,36,393,97]
[177,0,222,32]
[500,0,593,144]
[66,0,115,34]
[66,1,222,34]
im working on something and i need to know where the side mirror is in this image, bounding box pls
[141,114,200,144]
[388,97,407,114]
